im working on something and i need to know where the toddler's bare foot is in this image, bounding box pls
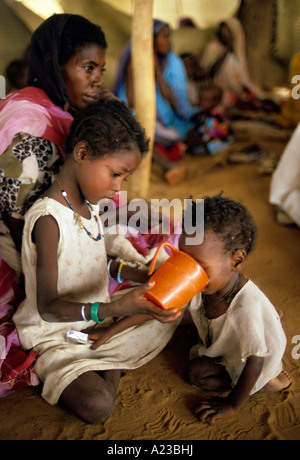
[165,165,188,186]
[262,370,292,392]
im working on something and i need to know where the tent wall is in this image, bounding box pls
[0,0,32,93]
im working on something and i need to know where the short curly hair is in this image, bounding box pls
[64,96,150,158]
[185,193,258,255]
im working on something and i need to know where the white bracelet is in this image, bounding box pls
[81,305,89,322]
[107,259,114,280]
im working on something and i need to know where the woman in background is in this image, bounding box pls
[113,19,200,185]
[201,17,267,110]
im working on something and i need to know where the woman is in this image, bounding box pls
[201,17,266,109]
[114,19,199,143]
[0,13,108,395]
[0,13,108,274]
[113,19,199,185]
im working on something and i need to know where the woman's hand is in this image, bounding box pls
[194,396,235,425]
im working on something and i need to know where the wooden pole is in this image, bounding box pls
[129,0,155,199]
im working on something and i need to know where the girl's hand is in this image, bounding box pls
[116,282,181,323]
[194,396,235,425]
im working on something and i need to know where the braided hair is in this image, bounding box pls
[64,97,150,158]
[185,193,258,255]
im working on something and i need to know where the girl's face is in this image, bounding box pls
[179,229,237,297]
[75,147,141,204]
[61,44,106,111]
[154,26,171,56]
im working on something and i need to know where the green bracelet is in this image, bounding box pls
[90,302,106,323]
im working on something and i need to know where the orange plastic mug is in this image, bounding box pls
[144,241,209,310]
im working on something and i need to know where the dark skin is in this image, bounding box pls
[208,23,234,79]
[34,143,180,325]
[5,43,108,254]
[32,143,180,424]
[125,25,190,113]
[86,252,184,350]
[179,230,265,424]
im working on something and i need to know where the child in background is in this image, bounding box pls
[187,84,234,155]
[13,97,181,424]
[180,194,291,424]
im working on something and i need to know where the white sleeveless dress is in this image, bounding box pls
[13,198,180,405]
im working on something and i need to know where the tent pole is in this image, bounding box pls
[129,0,155,199]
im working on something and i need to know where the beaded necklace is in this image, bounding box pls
[56,177,102,241]
[202,273,243,347]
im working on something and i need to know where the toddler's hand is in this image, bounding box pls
[194,396,235,425]
[85,326,115,350]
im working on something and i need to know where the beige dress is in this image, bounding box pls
[13,198,180,405]
[189,280,287,394]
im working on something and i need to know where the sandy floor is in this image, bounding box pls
[0,122,300,441]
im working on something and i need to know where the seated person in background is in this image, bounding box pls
[113,19,201,186]
[187,84,234,155]
[5,59,29,91]
[201,17,275,112]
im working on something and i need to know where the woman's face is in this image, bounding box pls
[219,23,233,50]
[154,25,171,56]
[61,43,106,111]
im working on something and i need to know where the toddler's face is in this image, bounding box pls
[179,229,236,297]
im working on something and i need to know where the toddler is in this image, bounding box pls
[187,85,233,155]
[180,194,291,424]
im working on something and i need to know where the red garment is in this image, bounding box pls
[0,255,39,397]
[155,142,186,162]
[0,86,73,157]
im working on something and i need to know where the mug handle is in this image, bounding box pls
[148,241,177,276]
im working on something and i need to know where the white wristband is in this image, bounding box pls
[81,305,89,322]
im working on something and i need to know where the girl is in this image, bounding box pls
[13,97,181,424]
[0,12,110,398]
[180,194,291,424]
